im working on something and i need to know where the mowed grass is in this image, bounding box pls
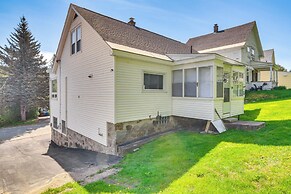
[44,91,291,194]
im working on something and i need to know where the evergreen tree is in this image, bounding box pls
[0,16,48,121]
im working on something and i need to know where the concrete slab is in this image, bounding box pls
[225,121,265,130]
[0,122,121,194]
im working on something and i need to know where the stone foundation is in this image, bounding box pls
[51,116,213,156]
[51,122,117,155]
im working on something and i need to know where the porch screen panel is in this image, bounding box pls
[198,66,213,98]
[172,70,182,97]
[184,68,197,97]
[217,67,223,97]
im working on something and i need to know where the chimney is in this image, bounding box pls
[128,17,136,26]
[214,24,218,33]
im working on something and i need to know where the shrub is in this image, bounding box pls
[273,86,287,90]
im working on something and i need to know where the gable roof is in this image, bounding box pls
[71,4,196,55]
[186,21,256,51]
[260,49,275,63]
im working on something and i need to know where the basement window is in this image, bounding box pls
[144,73,164,90]
[71,26,81,55]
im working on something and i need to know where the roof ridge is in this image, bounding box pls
[71,4,188,46]
[188,21,256,42]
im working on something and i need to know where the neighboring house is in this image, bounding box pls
[187,22,277,90]
[50,4,245,155]
[261,74,291,90]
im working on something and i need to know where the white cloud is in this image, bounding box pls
[41,51,54,64]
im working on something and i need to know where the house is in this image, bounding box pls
[50,4,245,155]
[187,22,277,90]
[259,49,278,84]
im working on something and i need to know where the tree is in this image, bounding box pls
[0,16,48,121]
[274,64,287,72]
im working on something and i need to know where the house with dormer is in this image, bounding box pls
[187,22,277,90]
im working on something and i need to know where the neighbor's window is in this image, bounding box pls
[233,71,244,97]
[198,66,213,98]
[217,67,223,98]
[184,68,197,97]
[172,70,183,97]
[51,79,57,98]
[247,46,255,61]
[71,26,81,55]
[144,73,163,90]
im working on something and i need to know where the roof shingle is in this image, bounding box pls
[186,21,256,51]
[72,4,197,55]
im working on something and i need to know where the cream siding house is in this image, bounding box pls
[50,4,246,155]
[187,22,277,90]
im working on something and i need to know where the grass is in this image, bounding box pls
[0,118,38,129]
[44,90,291,194]
[245,89,291,103]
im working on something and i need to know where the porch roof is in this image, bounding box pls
[250,61,273,70]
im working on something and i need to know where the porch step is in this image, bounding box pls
[225,121,265,130]
[223,117,238,123]
[117,129,178,156]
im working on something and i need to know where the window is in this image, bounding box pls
[51,79,57,98]
[217,67,223,98]
[76,26,81,52]
[184,68,197,97]
[62,120,66,134]
[198,66,213,98]
[247,46,255,61]
[144,73,163,90]
[71,26,81,55]
[233,71,244,97]
[172,70,182,97]
[53,117,58,129]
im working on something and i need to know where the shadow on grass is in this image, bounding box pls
[240,109,261,121]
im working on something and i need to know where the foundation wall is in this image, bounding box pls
[51,116,212,155]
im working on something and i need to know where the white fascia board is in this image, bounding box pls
[107,42,172,62]
[198,42,245,53]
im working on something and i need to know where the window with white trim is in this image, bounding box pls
[172,66,213,98]
[184,68,197,97]
[233,71,244,97]
[71,26,81,55]
[216,67,223,98]
[247,46,255,61]
[172,70,182,97]
[144,73,164,90]
[51,79,57,98]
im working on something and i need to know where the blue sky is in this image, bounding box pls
[0,0,290,69]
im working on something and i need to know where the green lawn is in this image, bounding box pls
[44,91,291,194]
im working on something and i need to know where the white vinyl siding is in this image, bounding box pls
[56,15,114,146]
[172,98,214,120]
[115,56,172,123]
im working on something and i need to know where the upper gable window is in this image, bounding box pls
[247,46,255,61]
[71,26,81,55]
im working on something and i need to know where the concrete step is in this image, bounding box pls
[117,129,178,156]
[225,121,265,130]
[223,117,238,123]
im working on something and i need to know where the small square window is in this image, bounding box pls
[144,73,163,90]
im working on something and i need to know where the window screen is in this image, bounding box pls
[217,67,223,97]
[172,70,182,97]
[184,68,197,97]
[144,73,163,89]
[62,120,66,134]
[198,66,213,98]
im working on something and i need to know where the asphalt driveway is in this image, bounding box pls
[0,120,120,194]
